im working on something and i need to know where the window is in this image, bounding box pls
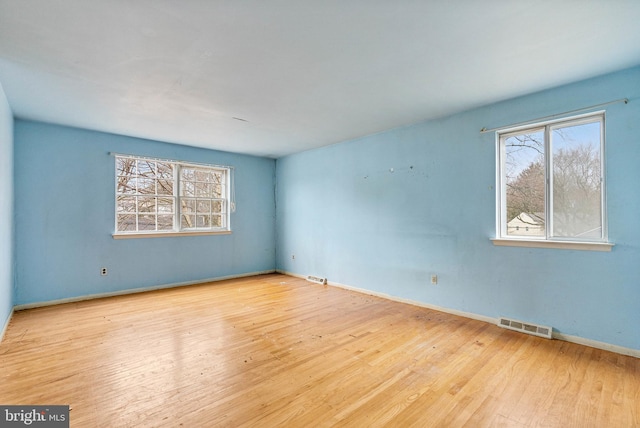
[496,113,609,248]
[115,155,231,236]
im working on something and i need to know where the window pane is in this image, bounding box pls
[157,197,174,214]
[181,198,195,214]
[137,160,154,176]
[212,184,223,198]
[503,130,545,237]
[138,214,156,231]
[138,178,156,194]
[157,162,173,179]
[197,200,211,214]
[211,215,223,228]
[195,170,209,181]
[551,121,602,239]
[182,181,195,197]
[118,177,137,194]
[195,182,211,197]
[157,179,173,195]
[138,196,156,213]
[181,168,195,181]
[117,214,136,231]
[157,215,173,231]
[117,158,136,176]
[196,215,209,228]
[181,214,195,229]
[212,200,223,214]
[117,196,136,213]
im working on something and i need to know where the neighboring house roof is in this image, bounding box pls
[508,212,544,226]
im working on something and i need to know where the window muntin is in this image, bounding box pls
[116,156,230,234]
[498,113,605,242]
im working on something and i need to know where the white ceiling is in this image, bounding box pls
[1,1,640,158]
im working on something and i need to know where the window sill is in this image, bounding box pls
[113,230,232,239]
[491,238,613,252]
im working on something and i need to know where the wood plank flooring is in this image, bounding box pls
[0,273,638,427]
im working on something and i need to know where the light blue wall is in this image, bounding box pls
[276,66,640,350]
[0,83,13,331]
[14,121,276,305]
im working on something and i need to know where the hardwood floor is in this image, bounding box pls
[1,273,638,427]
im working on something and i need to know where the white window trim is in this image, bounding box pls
[493,111,614,251]
[113,230,232,240]
[491,238,613,252]
[112,154,234,238]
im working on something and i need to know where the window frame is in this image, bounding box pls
[113,155,232,239]
[493,112,613,251]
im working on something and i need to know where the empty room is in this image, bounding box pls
[1,1,639,426]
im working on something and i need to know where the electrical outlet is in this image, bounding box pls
[430,274,438,285]
[292,254,295,260]
[101,267,108,276]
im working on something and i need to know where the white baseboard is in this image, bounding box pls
[14,270,276,311]
[278,270,497,324]
[1,307,14,344]
[553,332,640,358]
[276,270,640,359]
